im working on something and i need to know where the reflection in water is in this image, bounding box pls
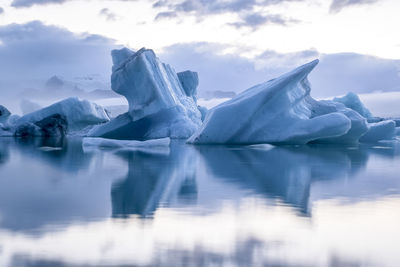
[197,144,369,214]
[0,138,10,165]
[112,141,198,217]
[12,136,93,173]
[0,137,399,266]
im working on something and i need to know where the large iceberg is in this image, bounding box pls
[188,60,369,145]
[14,97,110,134]
[89,47,202,139]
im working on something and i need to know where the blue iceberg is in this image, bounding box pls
[89,48,202,139]
[188,60,369,145]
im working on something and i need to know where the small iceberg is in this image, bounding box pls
[15,97,110,134]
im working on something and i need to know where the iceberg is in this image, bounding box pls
[188,60,368,145]
[89,47,202,139]
[359,120,396,143]
[0,123,12,137]
[0,105,11,123]
[333,92,373,119]
[15,97,110,133]
[14,114,68,137]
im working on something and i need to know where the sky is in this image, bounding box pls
[0,0,399,97]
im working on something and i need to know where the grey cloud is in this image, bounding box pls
[154,0,302,15]
[99,8,119,21]
[11,0,68,8]
[0,21,117,94]
[230,13,299,30]
[155,11,178,20]
[11,0,138,8]
[159,42,318,96]
[0,7,4,14]
[330,0,380,13]
[153,0,302,28]
[160,42,400,98]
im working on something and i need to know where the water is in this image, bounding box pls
[0,137,399,266]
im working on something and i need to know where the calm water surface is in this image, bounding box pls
[0,137,399,266]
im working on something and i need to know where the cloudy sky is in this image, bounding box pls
[0,0,399,97]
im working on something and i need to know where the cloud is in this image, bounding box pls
[99,8,119,21]
[11,0,138,8]
[330,0,380,13]
[11,0,69,8]
[0,7,4,14]
[153,0,302,29]
[230,13,299,30]
[155,11,178,20]
[0,21,117,94]
[159,42,400,98]
[310,53,400,97]
[159,42,318,96]
[154,0,302,15]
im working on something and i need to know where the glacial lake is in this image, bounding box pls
[0,137,399,266]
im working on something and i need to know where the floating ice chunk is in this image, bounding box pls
[360,120,396,143]
[333,92,373,119]
[82,137,170,154]
[15,97,110,132]
[188,60,367,145]
[90,47,202,139]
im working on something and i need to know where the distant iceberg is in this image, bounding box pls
[14,114,68,137]
[15,97,110,132]
[89,47,202,139]
[188,60,370,145]
[0,97,110,137]
[0,105,11,123]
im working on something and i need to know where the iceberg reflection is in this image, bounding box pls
[0,138,400,266]
[111,141,198,217]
